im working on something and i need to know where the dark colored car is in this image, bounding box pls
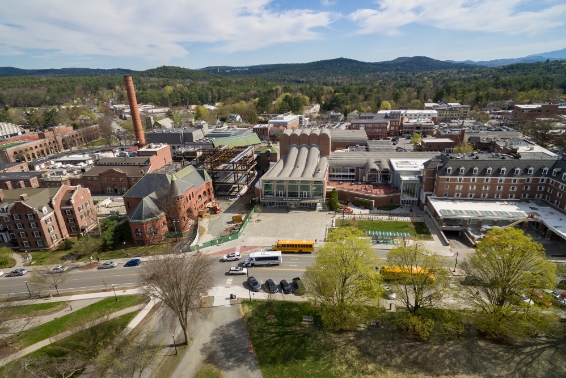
[265,279,279,293]
[124,258,141,267]
[292,277,306,294]
[248,276,261,292]
[280,279,293,294]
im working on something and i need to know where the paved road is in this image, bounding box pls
[0,264,140,296]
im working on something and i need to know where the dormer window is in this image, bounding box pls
[562,173,566,181]
[552,169,557,177]
[486,167,492,175]
[459,167,465,175]
[472,167,478,175]
[528,167,534,175]
[447,167,452,174]
[514,168,520,175]
[500,168,506,175]
[542,168,549,175]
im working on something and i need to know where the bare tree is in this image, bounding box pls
[0,297,40,337]
[27,265,71,296]
[99,116,114,146]
[94,330,164,378]
[139,253,214,345]
[10,355,84,378]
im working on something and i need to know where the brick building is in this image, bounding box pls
[0,125,101,163]
[0,185,95,250]
[123,165,214,245]
[421,152,566,212]
[512,103,566,119]
[421,138,456,152]
[0,162,29,173]
[424,102,470,121]
[71,144,172,194]
[0,171,43,190]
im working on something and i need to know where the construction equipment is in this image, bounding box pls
[210,202,221,214]
[198,209,209,218]
[232,214,244,223]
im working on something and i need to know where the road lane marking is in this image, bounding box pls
[252,268,306,271]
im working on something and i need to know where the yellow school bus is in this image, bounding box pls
[271,239,315,254]
[380,266,435,282]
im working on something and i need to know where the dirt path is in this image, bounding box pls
[170,306,262,378]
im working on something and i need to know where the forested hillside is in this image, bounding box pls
[0,58,565,116]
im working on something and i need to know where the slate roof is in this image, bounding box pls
[82,165,149,177]
[0,187,60,212]
[123,165,208,199]
[128,197,164,222]
[0,171,44,180]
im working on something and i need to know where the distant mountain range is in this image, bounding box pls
[447,48,566,67]
[0,47,565,80]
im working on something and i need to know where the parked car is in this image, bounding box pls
[280,279,293,294]
[292,277,306,294]
[557,279,566,290]
[98,261,117,269]
[247,276,261,292]
[0,271,4,277]
[50,265,69,273]
[383,284,397,300]
[6,268,27,277]
[221,252,241,262]
[228,266,248,275]
[265,279,279,293]
[124,258,141,267]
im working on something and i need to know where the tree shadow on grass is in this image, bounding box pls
[340,322,566,378]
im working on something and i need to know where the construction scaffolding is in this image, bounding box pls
[196,146,257,197]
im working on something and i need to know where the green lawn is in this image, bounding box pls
[337,220,432,239]
[377,205,401,211]
[10,295,145,349]
[0,312,137,377]
[195,365,224,378]
[5,301,67,318]
[243,301,339,378]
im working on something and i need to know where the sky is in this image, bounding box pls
[1,0,566,70]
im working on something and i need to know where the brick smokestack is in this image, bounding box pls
[123,75,146,147]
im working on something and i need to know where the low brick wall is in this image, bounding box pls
[330,188,400,209]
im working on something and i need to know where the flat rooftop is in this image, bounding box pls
[329,182,399,195]
[428,198,566,240]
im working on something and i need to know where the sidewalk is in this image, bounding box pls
[7,288,143,306]
[0,304,142,367]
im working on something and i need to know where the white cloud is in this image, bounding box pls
[0,0,334,62]
[349,0,566,35]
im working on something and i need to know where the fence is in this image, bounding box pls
[189,208,255,251]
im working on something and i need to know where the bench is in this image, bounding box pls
[302,316,314,324]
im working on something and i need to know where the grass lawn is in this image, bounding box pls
[242,301,340,378]
[243,301,566,378]
[5,301,67,318]
[195,365,223,378]
[377,205,401,211]
[0,312,137,377]
[10,295,145,349]
[337,220,432,239]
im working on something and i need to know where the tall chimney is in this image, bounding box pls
[123,75,146,147]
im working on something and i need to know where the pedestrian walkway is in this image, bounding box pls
[0,305,141,367]
[209,285,307,307]
[7,288,143,306]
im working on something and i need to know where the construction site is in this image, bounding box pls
[195,145,257,197]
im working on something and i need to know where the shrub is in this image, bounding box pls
[396,314,434,341]
[0,246,13,268]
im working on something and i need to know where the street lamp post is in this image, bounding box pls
[453,252,459,272]
[342,207,345,222]
[112,284,117,302]
[173,220,180,243]
[25,280,31,298]
[247,269,251,302]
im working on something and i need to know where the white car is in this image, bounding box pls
[97,261,117,269]
[221,252,241,262]
[50,265,69,273]
[0,271,3,277]
[228,266,248,275]
[6,269,27,277]
[383,284,397,300]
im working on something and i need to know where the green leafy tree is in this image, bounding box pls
[410,132,422,147]
[42,107,59,127]
[460,228,555,314]
[25,108,42,129]
[0,106,12,123]
[195,105,209,121]
[328,188,340,212]
[304,227,382,331]
[385,241,449,315]
[73,236,102,259]
[454,143,473,153]
[380,100,392,110]
[100,219,119,251]
[0,246,13,268]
